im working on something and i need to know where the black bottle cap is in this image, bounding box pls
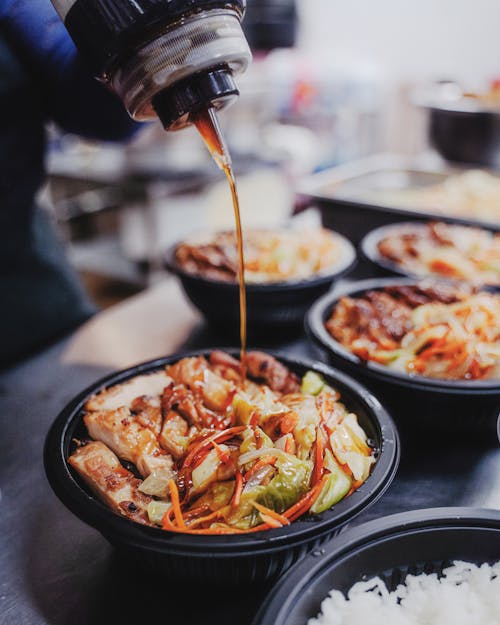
[152,66,239,130]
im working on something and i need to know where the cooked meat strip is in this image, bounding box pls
[365,291,414,341]
[166,356,235,420]
[209,350,241,371]
[84,407,173,477]
[246,351,300,393]
[326,283,469,357]
[326,293,412,351]
[166,356,207,389]
[378,232,419,263]
[175,242,237,281]
[161,384,232,430]
[159,410,189,459]
[85,371,170,412]
[384,282,466,307]
[209,350,243,382]
[69,441,152,525]
[130,395,162,436]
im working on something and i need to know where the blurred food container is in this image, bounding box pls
[299,154,500,245]
[415,81,500,168]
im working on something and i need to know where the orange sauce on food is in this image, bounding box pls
[191,108,247,377]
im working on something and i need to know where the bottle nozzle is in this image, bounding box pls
[191,107,232,170]
[152,66,239,132]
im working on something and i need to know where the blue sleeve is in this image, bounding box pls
[0,0,143,142]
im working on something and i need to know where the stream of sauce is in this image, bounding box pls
[191,107,247,377]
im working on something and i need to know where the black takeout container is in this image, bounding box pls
[428,105,500,169]
[306,278,500,434]
[44,350,399,585]
[253,507,500,625]
[164,233,356,340]
[361,220,500,287]
[299,155,500,245]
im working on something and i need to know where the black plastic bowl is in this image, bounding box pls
[44,350,399,585]
[253,507,500,625]
[164,233,356,339]
[306,278,500,432]
[429,106,500,168]
[361,221,500,286]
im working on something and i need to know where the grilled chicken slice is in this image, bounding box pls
[159,410,189,459]
[84,407,173,477]
[165,357,206,390]
[165,357,236,411]
[246,351,300,394]
[69,441,153,525]
[130,395,162,436]
[161,383,232,430]
[85,371,171,412]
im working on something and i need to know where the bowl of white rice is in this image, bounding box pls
[253,507,500,625]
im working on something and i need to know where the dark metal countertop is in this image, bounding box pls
[1,277,499,625]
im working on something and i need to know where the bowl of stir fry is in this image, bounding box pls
[361,221,500,287]
[44,350,399,584]
[165,229,356,337]
[306,278,500,432]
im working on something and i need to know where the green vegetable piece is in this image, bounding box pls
[233,395,255,425]
[310,466,352,515]
[257,456,312,513]
[301,371,325,396]
[147,500,171,525]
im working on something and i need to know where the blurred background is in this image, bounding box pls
[44,0,500,308]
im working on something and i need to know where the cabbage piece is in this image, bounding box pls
[282,394,320,460]
[257,455,312,513]
[227,487,266,529]
[138,466,175,498]
[239,426,273,455]
[232,395,255,425]
[191,444,230,495]
[232,387,287,426]
[301,370,339,397]
[195,481,235,511]
[310,452,352,514]
[330,414,375,482]
[301,371,325,396]
[147,500,171,525]
[316,391,346,431]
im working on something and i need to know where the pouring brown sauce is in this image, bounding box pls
[191,107,247,377]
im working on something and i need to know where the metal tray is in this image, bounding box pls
[299,154,500,244]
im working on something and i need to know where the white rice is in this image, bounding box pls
[308,561,500,625]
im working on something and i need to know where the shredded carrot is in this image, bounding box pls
[252,502,290,526]
[312,427,324,485]
[182,504,211,520]
[339,461,352,477]
[212,441,231,464]
[231,471,244,508]
[259,514,284,528]
[429,259,459,277]
[347,479,364,497]
[168,479,186,528]
[244,455,276,482]
[161,505,177,531]
[284,475,328,522]
[284,435,295,454]
[249,410,260,427]
[280,412,298,434]
[469,358,483,379]
[184,425,246,467]
[186,508,226,530]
